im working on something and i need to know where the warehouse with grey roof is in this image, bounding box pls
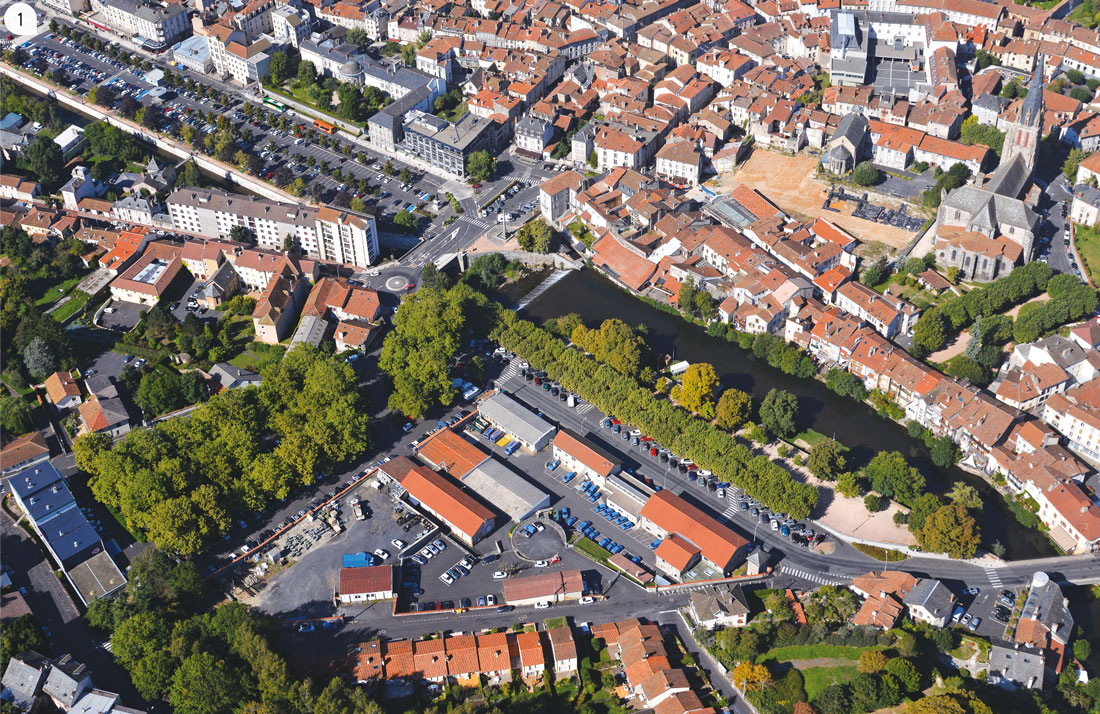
[461,459,550,523]
[477,392,556,452]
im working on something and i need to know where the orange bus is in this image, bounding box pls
[313,119,336,135]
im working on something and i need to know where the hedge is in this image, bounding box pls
[493,313,819,519]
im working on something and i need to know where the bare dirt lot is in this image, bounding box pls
[718,150,918,251]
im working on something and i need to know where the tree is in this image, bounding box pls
[807,440,846,481]
[1068,68,1086,85]
[1,615,49,671]
[864,451,925,506]
[394,209,418,233]
[297,60,316,86]
[22,337,57,380]
[918,504,981,558]
[268,51,291,85]
[1074,638,1092,662]
[0,396,34,436]
[913,309,948,353]
[570,318,650,379]
[765,590,794,621]
[824,368,867,401]
[882,658,920,693]
[229,225,252,244]
[18,136,64,189]
[677,363,719,419]
[959,115,1005,156]
[930,435,962,469]
[466,150,496,181]
[860,258,888,287]
[379,284,491,419]
[516,219,554,253]
[169,652,244,714]
[946,481,981,511]
[864,494,882,512]
[858,649,887,674]
[1064,148,1091,181]
[905,695,967,714]
[759,388,798,438]
[400,43,417,66]
[731,662,772,692]
[715,388,752,431]
[837,472,862,498]
[852,161,879,186]
[420,264,452,291]
[399,167,412,184]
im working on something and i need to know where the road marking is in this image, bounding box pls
[780,566,848,586]
[983,567,1003,588]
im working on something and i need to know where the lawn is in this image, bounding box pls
[50,292,90,323]
[793,428,838,449]
[436,101,467,123]
[35,275,86,307]
[264,82,360,129]
[1075,223,1100,286]
[852,542,907,562]
[801,665,859,699]
[757,644,869,663]
[572,536,611,565]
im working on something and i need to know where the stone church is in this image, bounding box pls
[933,60,1042,282]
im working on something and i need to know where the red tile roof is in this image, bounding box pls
[417,429,489,478]
[339,565,394,596]
[552,428,617,477]
[640,490,748,571]
[399,465,495,541]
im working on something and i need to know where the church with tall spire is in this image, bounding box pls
[930,59,1043,282]
[999,55,1045,178]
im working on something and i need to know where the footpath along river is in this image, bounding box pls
[519,268,1056,559]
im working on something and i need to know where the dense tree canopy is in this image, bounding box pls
[379,284,494,419]
[676,363,719,419]
[715,388,752,431]
[75,347,371,554]
[516,219,554,253]
[759,389,799,438]
[570,319,651,380]
[863,451,926,506]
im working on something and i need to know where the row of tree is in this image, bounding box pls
[493,312,820,518]
[911,260,1054,355]
[74,346,372,554]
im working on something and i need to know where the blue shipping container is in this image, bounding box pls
[342,553,372,568]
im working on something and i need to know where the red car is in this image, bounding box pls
[471,183,482,188]
[609,418,621,425]
[650,447,658,457]
[405,283,415,291]
[549,555,561,564]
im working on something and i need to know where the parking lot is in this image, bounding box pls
[947,584,1021,640]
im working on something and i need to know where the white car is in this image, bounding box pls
[420,548,434,560]
[493,570,508,580]
[373,548,389,560]
[534,601,550,609]
[439,573,454,585]
[534,560,549,568]
[579,596,594,604]
[391,539,406,549]
[486,594,496,606]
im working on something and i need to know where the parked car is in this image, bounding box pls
[493,570,508,580]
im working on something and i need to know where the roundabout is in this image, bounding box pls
[510,517,567,563]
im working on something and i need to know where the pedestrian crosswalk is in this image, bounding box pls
[577,402,595,415]
[499,362,520,382]
[781,566,848,587]
[463,215,493,230]
[983,567,1004,588]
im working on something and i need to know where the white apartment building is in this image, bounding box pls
[166,187,379,268]
[95,0,189,47]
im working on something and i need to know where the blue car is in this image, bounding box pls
[581,482,592,493]
[588,493,599,503]
[611,544,624,555]
[599,537,611,548]
[595,504,606,514]
[560,507,570,519]
[590,530,601,541]
[601,419,611,428]
[630,555,641,564]
[524,524,537,536]
[565,516,577,527]
[648,539,661,550]
[578,520,591,531]
[504,441,520,455]
[562,471,576,483]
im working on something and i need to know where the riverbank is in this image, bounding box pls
[520,269,1057,558]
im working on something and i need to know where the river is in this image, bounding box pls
[520,269,1057,559]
